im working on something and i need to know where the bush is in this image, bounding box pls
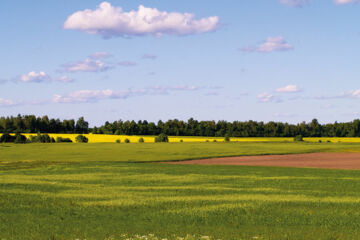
[294,135,304,142]
[180,139,183,143]
[224,134,230,142]
[0,133,16,143]
[56,137,73,143]
[155,133,169,143]
[125,138,130,143]
[213,140,217,142]
[318,140,322,143]
[29,133,53,143]
[75,135,88,143]
[138,137,144,143]
[116,139,121,143]
[14,133,27,144]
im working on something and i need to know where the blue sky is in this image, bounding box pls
[0,0,359,126]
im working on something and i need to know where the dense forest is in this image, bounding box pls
[2,115,360,137]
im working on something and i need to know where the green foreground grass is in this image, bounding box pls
[1,142,360,239]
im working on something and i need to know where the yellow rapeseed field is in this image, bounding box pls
[2,133,360,143]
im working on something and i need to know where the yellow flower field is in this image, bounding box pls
[2,133,360,143]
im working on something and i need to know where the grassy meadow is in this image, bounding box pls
[1,142,360,239]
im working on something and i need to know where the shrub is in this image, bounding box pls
[224,134,230,142]
[138,137,144,143]
[206,140,209,142]
[318,140,322,143]
[213,140,217,142]
[56,137,73,143]
[14,133,27,144]
[294,135,304,142]
[180,139,183,142]
[75,135,88,143]
[125,138,130,143]
[0,133,16,143]
[30,133,53,143]
[155,133,169,143]
[116,139,121,143]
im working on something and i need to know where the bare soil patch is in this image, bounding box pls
[167,152,360,170]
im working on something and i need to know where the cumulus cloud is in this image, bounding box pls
[62,58,112,72]
[53,85,200,103]
[142,54,157,60]
[19,71,51,83]
[15,71,73,83]
[276,85,301,93]
[280,0,310,7]
[242,36,294,53]
[63,2,220,38]
[257,92,282,103]
[334,0,359,4]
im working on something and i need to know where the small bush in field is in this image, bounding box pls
[125,138,130,143]
[138,138,144,143]
[75,135,88,143]
[116,139,121,143]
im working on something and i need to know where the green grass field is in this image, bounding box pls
[1,142,360,239]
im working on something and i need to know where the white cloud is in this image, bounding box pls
[0,98,16,107]
[142,54,157,60]
[242,36,293,53]
[334,0,359,4]
[53,85,201,103]
[257,92,283,103]
[57,76,74,83]
[280,0,309,7]
[89,52,113,59]
[62,58,112,72]
[16,71,73,83]
[64,2,220,37]
[276,85,301,93]
[118,61,137,67]
[20,71,51,83]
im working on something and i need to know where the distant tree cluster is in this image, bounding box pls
[2,115,360,138]
[0,115,89,134]
[94,118,360,138]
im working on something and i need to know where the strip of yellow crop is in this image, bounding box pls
[2,133,360,143]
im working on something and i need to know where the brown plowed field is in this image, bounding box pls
[167,152,360,170]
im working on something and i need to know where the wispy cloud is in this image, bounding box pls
[142,54,157,60]
[276,85,301,93]
[89,52,113,59]
[280,0,310,7]
[53,85,201,103]
[61,58,112,73]
[0,98,17,107]
[118,61,137,67]
[257,92,283,103]
[56,76,74,83]
[334,0,359,4]
[64,2,220,38]
[241,36,293,53]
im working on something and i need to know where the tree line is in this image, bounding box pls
[2,115,360,137]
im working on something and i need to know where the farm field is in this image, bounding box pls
[3,133,360,143]
[1,142,360,239]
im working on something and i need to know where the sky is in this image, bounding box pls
[0,0,359,126]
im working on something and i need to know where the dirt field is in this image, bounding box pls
[168,153,360,170]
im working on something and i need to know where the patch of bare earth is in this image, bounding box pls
[166,153,360,170]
